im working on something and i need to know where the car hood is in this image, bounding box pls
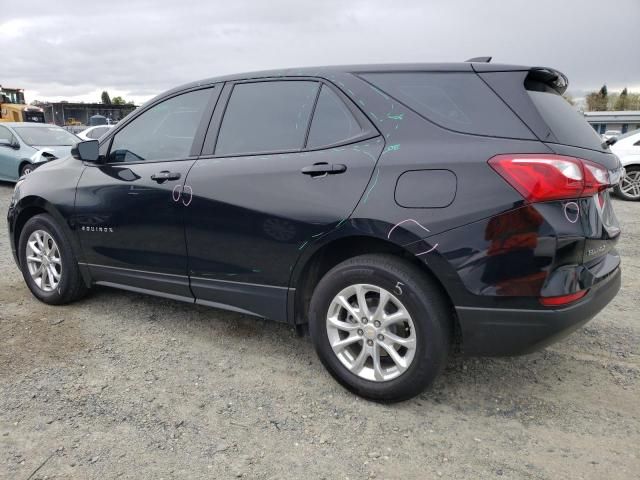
[29,145,74,163]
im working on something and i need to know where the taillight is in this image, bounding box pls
[540,290,587,306]
[489,154,610,202]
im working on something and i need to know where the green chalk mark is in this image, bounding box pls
[362,168,380,203]
[384,144,401,153]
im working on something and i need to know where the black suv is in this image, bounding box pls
[8,62,623,401]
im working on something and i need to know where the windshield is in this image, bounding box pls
[13,126,79,146]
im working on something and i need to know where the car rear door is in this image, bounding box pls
[75,86,220,300]
[183,79,382,320]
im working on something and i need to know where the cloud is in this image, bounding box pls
[2,0,639,104]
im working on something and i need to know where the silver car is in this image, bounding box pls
[0,122,79,181]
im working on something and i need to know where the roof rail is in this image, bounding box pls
[465,56,492,63]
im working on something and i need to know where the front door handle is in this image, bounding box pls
[301,162,347,177]
[151,171,181,183]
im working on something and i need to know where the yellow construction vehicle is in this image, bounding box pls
[65,117,82,126]
[0,85,45,123]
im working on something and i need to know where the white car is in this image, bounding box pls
[602,130,621,141]
[77,125,113,141]
[611,129,640,201]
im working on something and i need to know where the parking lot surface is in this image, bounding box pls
[1,182,638,479]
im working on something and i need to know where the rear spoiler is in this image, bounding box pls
[525,67,569,95]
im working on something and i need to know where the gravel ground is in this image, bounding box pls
[0,181,638,480]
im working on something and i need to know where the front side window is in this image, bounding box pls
[109,88,211,163]
[0,125,14,142]
[13,126,78,146]
[215,81,318,156]
[307,85,363,149]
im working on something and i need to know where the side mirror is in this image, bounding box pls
[0,138,18,149]
[71,140,100,162]
[605,137,618,146]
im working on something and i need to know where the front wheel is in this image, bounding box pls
[615,166,640,201]
[18,214,88,305]
[20,163,35,177]
[309,254,452,402]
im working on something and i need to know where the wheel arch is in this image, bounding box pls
[12,196,79,266]
[18,160,33,176]
[289,234,459,337]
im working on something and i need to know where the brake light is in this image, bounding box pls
[540,290,587,306]
[489,154,610,202]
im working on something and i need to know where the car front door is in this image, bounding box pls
[183,80,382,320]
[75,86,219,300]
[0,125,19,180]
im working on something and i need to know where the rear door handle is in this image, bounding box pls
[151,171,181,183]
[301,162,347,177]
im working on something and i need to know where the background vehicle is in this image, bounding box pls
[602,130,621,141]
[611,129,640,200]
[0,86,45,123]
[8,62,622,401]
[77,125,114,141]
[0,123,79,180]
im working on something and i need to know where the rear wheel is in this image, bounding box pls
[615,166,640,201]
[309,254,452,402]
[18,214,88,305]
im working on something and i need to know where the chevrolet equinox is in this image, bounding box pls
[8,61,623,401]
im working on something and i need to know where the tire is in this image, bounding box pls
[614,165,640,201]
[20,163,35,177]
[18,214,88,305]
[309,254,452,402]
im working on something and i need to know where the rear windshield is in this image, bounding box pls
[360,72,533,139]
[527,90,604,150]
[14,126,79,146]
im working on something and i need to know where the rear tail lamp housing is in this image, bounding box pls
[489,154,611,202]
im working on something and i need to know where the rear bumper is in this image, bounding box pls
[456,267,621,356]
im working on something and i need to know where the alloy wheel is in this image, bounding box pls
[25,230,62,292]
[326,284,417,382]
[619,170,640,199]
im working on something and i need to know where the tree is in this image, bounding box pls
[101,91,112,104]
[598,84,608,97]
[614,87,628,110]
[585,84,609,111]
[111,96,126,105]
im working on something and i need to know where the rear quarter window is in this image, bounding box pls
[527,90,604,150]
[360,72,533,139]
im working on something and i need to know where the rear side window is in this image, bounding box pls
[216,81,318,156]
[360,72,532,138]
[307,85,362,148]
[527,90,603,150]
[109,88,211,162]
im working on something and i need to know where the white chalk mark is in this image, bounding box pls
[172,185,182,203]
[182,185,193,207]
[564,201,579,224]
[415,243,439,256]
[387,219,430,239]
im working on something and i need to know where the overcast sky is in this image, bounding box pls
[2,0,639,104]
